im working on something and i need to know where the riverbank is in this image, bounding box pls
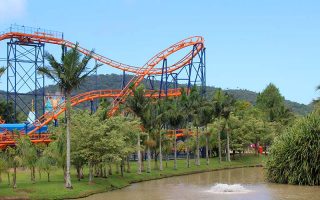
[0,155,266,200]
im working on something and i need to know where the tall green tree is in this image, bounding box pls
[212,89,235,162]
[0,151,11,186]
[5,146,23,188]
[37,145,57,182]
[126,85,150,174]
[157,100,168,171]
[192,89,214,166]
[256,83,293,124]
[167,98,185,170]
[198,99,214,165]
[143,99,166,170]
[189,88,202,166]
[16,137,37,183]
[180,88,195,167]
[39,44,101,188]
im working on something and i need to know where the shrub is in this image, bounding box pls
[266,111,320,185]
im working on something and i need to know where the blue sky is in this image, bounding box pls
[0,0,319,104]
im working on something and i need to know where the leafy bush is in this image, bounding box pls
[266,111,320,185]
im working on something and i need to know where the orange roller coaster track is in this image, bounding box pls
[0,26,205,143]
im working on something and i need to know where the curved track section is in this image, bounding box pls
[0,32,204,75]
[27,89,181,135]
[0,29,205,138]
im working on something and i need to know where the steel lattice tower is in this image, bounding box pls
[6,38,45,122]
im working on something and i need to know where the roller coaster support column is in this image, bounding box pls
[201,48,206,95]
[90,100,94,114]
[6,38,45,122]
[187,45,196,94]
[159,58,168,97]
[121,70,126,89]
[94,60,98,110]
[146,75,155,90]
[185,44,206,95]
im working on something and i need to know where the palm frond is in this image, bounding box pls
[0,66,6,77]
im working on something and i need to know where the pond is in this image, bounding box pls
[83,167,320,200]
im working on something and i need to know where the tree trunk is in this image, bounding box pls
[0,171,2,183]
[174,129,177,170]
[100,164,103,177]
[89,162,93,183]
[196,126,200,166]
[166,154,169,168]
[159,131,163,171]
[108,163,112,175]
[80,167,84,179]
[120,159,124,177]
[13,166,17,189]
[38,168,42,180]
[7,171,10,186]
[137,133,142,174]
[226,125,231,162]
[47,172,50,182]
[186,145,190,168]
[30,169,33,182]
[103,167,107,178]
[126,156,131,173]
[206,134,209,165]
[218,131,222,163]
[141,151,145,172]
[65,91,73,189]
[116,163,119,174]
[32,166,36,183]
[147,134,151,173]
[154,149,158,170]
[76,166,81,181]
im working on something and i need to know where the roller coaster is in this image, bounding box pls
[0,25,206,149]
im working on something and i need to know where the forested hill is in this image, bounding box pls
[0,73,313,115]
[219,88,312,115]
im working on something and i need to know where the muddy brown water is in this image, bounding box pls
[82,167,320,200]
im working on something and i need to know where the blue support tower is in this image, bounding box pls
[6,38,45,122]
[157,43,206,97]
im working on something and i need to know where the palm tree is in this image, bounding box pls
[38,44,100,188]
[143,99,166,171]
[158,99,168,171]
[198,102,214,165]
[189,87,205,166]
[180,88,195,168]
[126,85,150,174]
[212,89,235,162]
[142,103,157,173]
[167,98,185,170]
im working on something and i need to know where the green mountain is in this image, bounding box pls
[0,73,312,116]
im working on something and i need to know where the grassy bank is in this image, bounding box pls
[0,155,265,199]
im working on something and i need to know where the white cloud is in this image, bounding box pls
[0,0,27,22]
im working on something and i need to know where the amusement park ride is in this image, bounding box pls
[0,25,206,149]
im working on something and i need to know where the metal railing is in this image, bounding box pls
[1,24,63,39]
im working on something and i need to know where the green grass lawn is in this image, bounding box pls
[0,154,266,200]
